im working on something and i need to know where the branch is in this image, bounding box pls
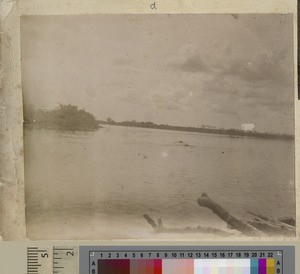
[143,214,234,237]
[247,212,295,236]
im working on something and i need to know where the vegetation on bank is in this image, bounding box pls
[24,104,101,131]
[98,118,294,140]
[23,104,294,139]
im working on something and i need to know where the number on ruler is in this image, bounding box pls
[66,251,74,256]
[41,253,49,258]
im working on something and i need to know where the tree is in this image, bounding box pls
[106,117,115,124]
[30,104,101,131]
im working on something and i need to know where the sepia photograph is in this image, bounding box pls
[21,14,295,240]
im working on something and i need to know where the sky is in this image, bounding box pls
[21,14,294,134]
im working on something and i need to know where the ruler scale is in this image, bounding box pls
[53,246,79,274]
[27,246,52,274]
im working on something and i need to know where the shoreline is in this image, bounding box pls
[24,122,294,141]
[98,123,294,141]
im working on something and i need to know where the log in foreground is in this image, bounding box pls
[197,193,265,237]
[143,214,234,237]
[143,193,295,237]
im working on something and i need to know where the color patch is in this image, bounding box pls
[162,259,194,274]
[258,259,267,274]
[98,259,130,274]
[130,259,162,274]
[194,259,250,274]
[266,259,275,274]
[251,259,258,274]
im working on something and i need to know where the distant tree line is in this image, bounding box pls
[23,104,294,139]
[98,118,294,140]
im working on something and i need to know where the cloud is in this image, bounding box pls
[165,41,293,120]
[195,43,293,115]
[170,41,293,90]
[169,44,210,73]
[147,83,194,111]
[224,49,293,87]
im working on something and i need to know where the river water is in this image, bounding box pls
[24,125,295,239]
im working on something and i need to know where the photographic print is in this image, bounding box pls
[21,14,295,240]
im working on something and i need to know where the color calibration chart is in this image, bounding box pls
[79,246,295,274]
[95,258,276,274]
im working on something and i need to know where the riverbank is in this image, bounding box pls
[98,121,294,140]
